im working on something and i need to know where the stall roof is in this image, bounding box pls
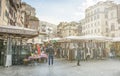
[43,37,63,43]
[79,35,112,41]
[112,37,120,42]
[0,25,39,38]
[64,35,112,41]
[50,37,61,41]
[27,39,43,44]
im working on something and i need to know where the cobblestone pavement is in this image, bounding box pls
[0,59,120,76]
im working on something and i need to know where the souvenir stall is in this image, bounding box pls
[79,35,111,60]
[62,35,111,61]
[112,37,120,57]
[63,36,82,61]
[0,26,39,66]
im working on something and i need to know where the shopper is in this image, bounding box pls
[47,44,54,65]
[76,45,81,66]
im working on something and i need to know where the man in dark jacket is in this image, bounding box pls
[47,45,54,65]
[76,45,81,66]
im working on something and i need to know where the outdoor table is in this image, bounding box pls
[23,58,30,65]
[40,54,48,58]
[28,56,40,60]
[28,56,41,64]
[40,54,48,62]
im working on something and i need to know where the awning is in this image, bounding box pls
[112,37,120,42]
[0,25,39,38]
[63,35,112,42]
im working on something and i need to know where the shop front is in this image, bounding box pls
[0,26,38,66]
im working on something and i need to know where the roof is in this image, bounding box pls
[63,35,112,42]
[112,37,120,42]
[0,25,39,38]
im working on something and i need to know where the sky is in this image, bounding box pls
[22,0,120,25]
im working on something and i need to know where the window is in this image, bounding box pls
[0,0,1,16]
[98,21,99,25]
[111,34,115,37]
[97,15,99,19]
[91,17,93,21]
[94,22,96,26]
[106,21,108,26]
[97,29,99,33]
[97,8,99,13]
[91,30,93,34]
[94,9,96,14]
[91,24,93,27]
[106,28,109,33]
[91,11,93,15]
[105,14,108,19]
[111,12,113,18]
[95,29,96,33]
[94,15,96,20]
[88,19,89,23]
[111,23,115,31]
[98,29,100,33]
[5,10,9,18]
[6,0,9,8]
[41,25,46,32]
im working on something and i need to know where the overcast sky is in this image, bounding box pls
[22,0,120,25]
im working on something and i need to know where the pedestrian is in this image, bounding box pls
[47,44,54,65]
[76,44,81,66]
[57,47,61,58]
[86,47,90,60]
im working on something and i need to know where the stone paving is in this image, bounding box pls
[0,58,120,76]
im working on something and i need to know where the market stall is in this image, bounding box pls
[58,35,112,61]
[112,37,120,57]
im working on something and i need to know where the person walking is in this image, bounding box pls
[76,45,81,66]
[47,45,54,65]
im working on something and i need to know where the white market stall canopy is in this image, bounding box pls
[64,35,112,42]
[112,37,120,42]
[0,25,39,38]
[43,37,63,42]
[43,39,50,42]
[43,35,112,43]
[65,36,81,40]
[50,37,61,41]
[79,35,112,41]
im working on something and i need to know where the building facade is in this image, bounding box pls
[107,4,120,37]
[82,1,116,36]
[39,21,57,43]
[21,2,39,30]
[57,21,81,37]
